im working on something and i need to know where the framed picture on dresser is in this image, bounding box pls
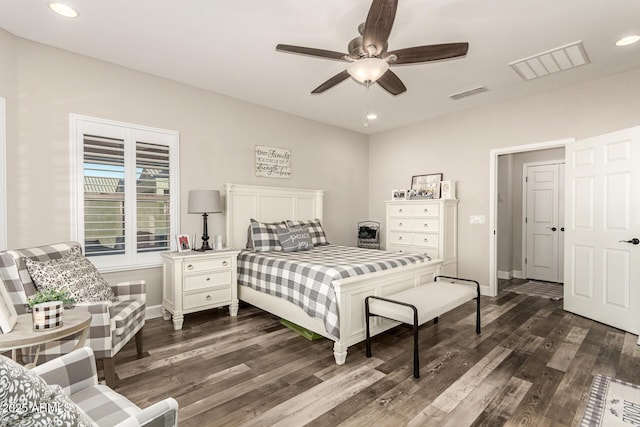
[410,173,443,199]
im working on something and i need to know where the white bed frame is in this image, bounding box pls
[225,183,442,364]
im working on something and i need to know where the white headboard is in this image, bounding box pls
[225,183,324,250]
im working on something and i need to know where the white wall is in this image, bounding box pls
[2,30,369,306]
[369,68,640,287]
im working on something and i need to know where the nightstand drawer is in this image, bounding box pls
[183,270,232,292]
[183,257,232,273]
[183,287,232,310]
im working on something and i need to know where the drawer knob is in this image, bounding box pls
[398,236,403,241]
[398,222,403,227]
[424,209,428,213]
[424,238,428,242]
[398,208,403,213]
[187,264,194,270]
[205,295,212,301]
[424,224,428,228]
[222,260,229,266]
[206,277,211,281]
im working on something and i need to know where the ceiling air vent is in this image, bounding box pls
[449,85,488,100]
[510,40,590,81]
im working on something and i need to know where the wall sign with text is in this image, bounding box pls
[255,145,292,178]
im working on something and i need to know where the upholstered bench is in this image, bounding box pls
[365,275,481,378]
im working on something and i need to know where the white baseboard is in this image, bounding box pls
[512,270,525,279]
[497,270,512,280]
[146,304,163,320]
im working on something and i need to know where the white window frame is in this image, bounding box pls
[0,97,6,250]
[70,114,179,272]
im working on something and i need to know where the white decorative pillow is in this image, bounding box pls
[277,226,313,252]
[0,355,93,427]
[286,219,329,246]
[249,219,286,252]
[25,246,116,303]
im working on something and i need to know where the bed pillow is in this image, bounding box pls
[24,246,116,303]
[277,226,313,252]
[286,219,329,246]
[249,219,286,252]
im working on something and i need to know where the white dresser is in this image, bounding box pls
[385,199,458,275]
[160,249,240,330]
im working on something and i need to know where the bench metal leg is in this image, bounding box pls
[412,308,420,379]
[433,316,439,324]
[476,295,481,335]
[365,297,372,358]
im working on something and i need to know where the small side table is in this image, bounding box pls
[161,249,240,330]
[0,309,92,368]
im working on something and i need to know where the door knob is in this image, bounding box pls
[560,227,564,232]
[619,238,640,245]
[547,227,557,231]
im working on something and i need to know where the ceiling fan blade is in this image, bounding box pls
[276,44,349,61]
[377,70,406,95]
[362,0,398,56]
[311,70,351,94]
[385,43,469,64]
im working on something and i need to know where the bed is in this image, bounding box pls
[225,183,442,364]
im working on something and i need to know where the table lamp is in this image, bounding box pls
[188,190,222,251]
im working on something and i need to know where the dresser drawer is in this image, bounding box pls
[388,205,412,217]
[413,218,439,232]
[183,270,232,292]
[183,287,232,310]
[412,233,439,247]
[183,257,232,273]
[412,204,439,217]
[388,231,412,245]
[389,218,412,231]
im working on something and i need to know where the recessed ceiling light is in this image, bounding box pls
[49,3,78,18]
[615,35,640,47]
[366,113,378,120]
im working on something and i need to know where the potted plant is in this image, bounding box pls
[27,289,75,331]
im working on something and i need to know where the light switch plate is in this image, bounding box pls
[469,215,486,224]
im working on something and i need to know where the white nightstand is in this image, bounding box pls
[160,249,240,330]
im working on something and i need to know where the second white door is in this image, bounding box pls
[525,162,565,282]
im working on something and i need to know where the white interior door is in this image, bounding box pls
[525,163,563,282]
[564,126,640,335]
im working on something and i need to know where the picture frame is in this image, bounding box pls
[440,180,456,199]
[391,189,407,200]
[410,173,443,199]
[0,277,18,334]
[176,234,191,252]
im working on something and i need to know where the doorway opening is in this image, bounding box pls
[488,138,573,297]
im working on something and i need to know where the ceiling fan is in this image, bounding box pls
[276,0,469,96]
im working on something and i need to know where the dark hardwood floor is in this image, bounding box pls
[111,279,640,426]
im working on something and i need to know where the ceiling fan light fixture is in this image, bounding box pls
[366,113,378,120]
[347,58,389,84]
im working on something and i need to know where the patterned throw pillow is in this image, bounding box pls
[249,219,286,252]
[286,219,329,246]
[25,246,116,303]
[0,355,93,427]
[277,226,313,252]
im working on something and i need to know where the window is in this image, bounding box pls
[71,115,179,271]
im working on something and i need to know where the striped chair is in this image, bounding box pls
[31,347,178,426]
[0,241,145,386]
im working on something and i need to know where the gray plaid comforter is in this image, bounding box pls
[237,245,429,340]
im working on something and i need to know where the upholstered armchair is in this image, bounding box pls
[0,347,178,426]
[0,241,146,386]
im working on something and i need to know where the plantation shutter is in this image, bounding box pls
[83,135,126,256]
[136,141,171,253]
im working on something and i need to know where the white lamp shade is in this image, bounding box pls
[188,190,222,214]
[347,58,389,84]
